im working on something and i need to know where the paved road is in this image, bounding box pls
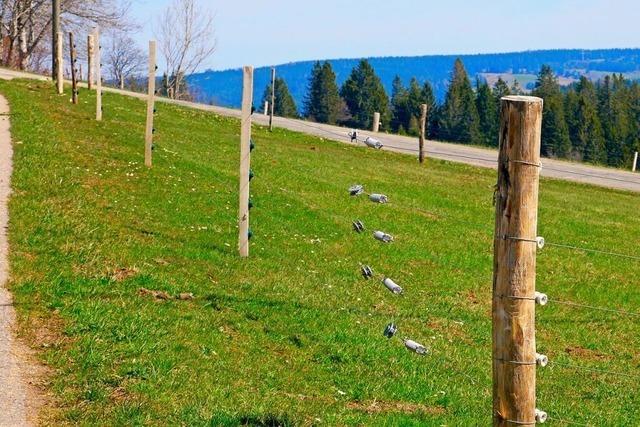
[2,67,640,193]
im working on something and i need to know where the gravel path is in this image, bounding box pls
[0,94,33,426]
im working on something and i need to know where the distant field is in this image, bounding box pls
[1,79,639,425]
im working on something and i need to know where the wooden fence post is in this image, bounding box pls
[95,29,102,121]
[145,40,157,168]
[269,67,275,132]
[87,35,94,90]
[492,95,543,426]
[56,32,63,95]
[633,151,638,172]
[264,101,269,116]
[238,66,254,258]
[69,33,78,104]
[419,104,428,164]
[372,112,381,132]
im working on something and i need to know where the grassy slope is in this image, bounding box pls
[1,79,639,426]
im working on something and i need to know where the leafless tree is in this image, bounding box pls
[156,0,216,100]
[105,31,144,89]
[0,0,132,71]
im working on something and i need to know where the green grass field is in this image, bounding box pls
[1,79,639,426]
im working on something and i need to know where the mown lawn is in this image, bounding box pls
[1,79,639,426]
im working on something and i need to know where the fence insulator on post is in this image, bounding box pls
[374,231,393,243]
[492,95,543,427]
[238,66,254,258]
[361,265,373,279]
[535,353,548,367]
[349,184,364,196]
[403,339,428,355]
[382,277,403,294]
[369,194,388,204]
[352,220,365,233]
[383,323,398,338]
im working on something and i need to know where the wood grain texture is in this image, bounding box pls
[95,29,102,121]
[87,35,94,90]
[238,66,253,258]
[144,41,157,168]
[56,33,63,95]
[492,95,543,426]
[373,112,381,132]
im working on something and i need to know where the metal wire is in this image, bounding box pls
[550,361,640,380]
[550,299,640,318]
[545,242,640,261]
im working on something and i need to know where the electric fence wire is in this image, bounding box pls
[549,361,640,380]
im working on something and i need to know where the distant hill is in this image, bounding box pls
[187,48,640,110]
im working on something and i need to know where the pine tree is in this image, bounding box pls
[390,76,409,133]
[598,74,633,166]
[532,65,571,157]
[567,77,606,163]
[303,61,341,124]
[340,59,390,129]
[421,82,438,138]
[262,77,299,118]
[439,58,480,144]
[476,78,497,147]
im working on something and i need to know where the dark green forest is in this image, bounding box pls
[297,59,640,168]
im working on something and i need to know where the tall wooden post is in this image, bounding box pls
[95,29,102,121]
[238,66,254,258]
[87,35,94,90]
[419,104,428,164]
[269,67,275,132]
[493,96,543,426]
[372,112,381,132]
[264,101,269,116]
[69,33,78,104]
[56,32,63,95]
[145,41,157,168]
[52,0,60,79]
[633,151,638,172]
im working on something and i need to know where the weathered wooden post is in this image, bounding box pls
[419,104,428,164]
[238,66,254,258]
[95,29,102,121]
[87,35,94,90]
[56,32,63,95]
[633,151,638,172]
[52,0,60,79]
[269,67,275,132]
[144,40,157,168]
[372,112,381,132]
[69,33,78,104]
[493,96,544,426]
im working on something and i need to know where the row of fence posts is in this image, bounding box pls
[54,29,102,121]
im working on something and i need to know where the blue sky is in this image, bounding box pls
[130,0,640,71]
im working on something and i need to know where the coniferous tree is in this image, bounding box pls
[303,61,341,124]
[532,65,571,157]
[476,78,498,147]
[340,59,390,129]
[566,77,606,162]
[439,58,480,144]
[492,77,511,113]
[390,76,409,133]
[262,77,299,118]
[421,81,438,138]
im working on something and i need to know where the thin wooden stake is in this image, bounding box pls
[372,112,380,132]
[144,40,157,168]
[56,32,63,95]
[95,29,102,121]
[238,66,254,258]
[69,32,78,104]
[633,151,638,172]
[419,104,428,164]
[87,35,94,90]
[493,95,543,426]
[269,67,275,132]
[264,101,269,116]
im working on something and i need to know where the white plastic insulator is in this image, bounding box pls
[535,353,548,367]
[404,339,428,355]
[382,278,403,294]
[534,292,548,306]
[535,409,548,423]
[373,231,393,243]
[364,137,383,149]
[369,194,388,204]
[536,236,545,249]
